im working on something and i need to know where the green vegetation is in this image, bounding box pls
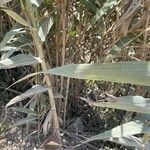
[0,0,150,149]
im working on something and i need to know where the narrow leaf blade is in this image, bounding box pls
[6,85,49,108]
[45,61,150,86]
[107,136,143,148]
[0,54,41,69]
[0,24,25,49]
[80,96,150,114]
[38,17,53,42]
[0,6,31,27]
[86,120,150,142]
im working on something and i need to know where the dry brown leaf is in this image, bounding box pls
[42,109,54,136]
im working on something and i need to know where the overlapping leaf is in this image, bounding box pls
[0,6,31,27]
[93,0,118,22]
[38,17,54,42]
[84,120,150,143]
[107,135,143,148]
[0,54,41,69]
[1,46,18,51]
[80,96,150,114]
[45,61,150,86]
[0,24,25,50]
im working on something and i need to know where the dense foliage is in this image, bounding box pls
[0,0,150,149]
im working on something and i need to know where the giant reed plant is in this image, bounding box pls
[0,0,150,149]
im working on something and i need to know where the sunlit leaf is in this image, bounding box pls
[1,50,16,60]
[80,96,150,114]
[31,0,43,7]
[0,54,41,69]
[38,17,53,42]
[0,46,18,51]
[0,24,25,50]
[6,85,49,108]
[1,43,32,52]
[45,61,150,86]
[0,6,31,28]
[85,120,150,143]
[107,136,144,148]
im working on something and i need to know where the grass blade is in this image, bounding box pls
[107,136,143,148]
[84,120,150,143]
[0,54,41,69]
[0,6,31,28]
[38,17,53,42]
[80,96,150,114]
[45,61,150,86]
[6,85,49,108]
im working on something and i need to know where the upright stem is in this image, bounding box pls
[23,1,62,148]
[58,0,67,117]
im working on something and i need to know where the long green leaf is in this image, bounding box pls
[0,6,31,28]
[45,61,150,86]
[0,54,41,69]
[80,96,150,114]
[85,120,150,143]
[0,24,25,49]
